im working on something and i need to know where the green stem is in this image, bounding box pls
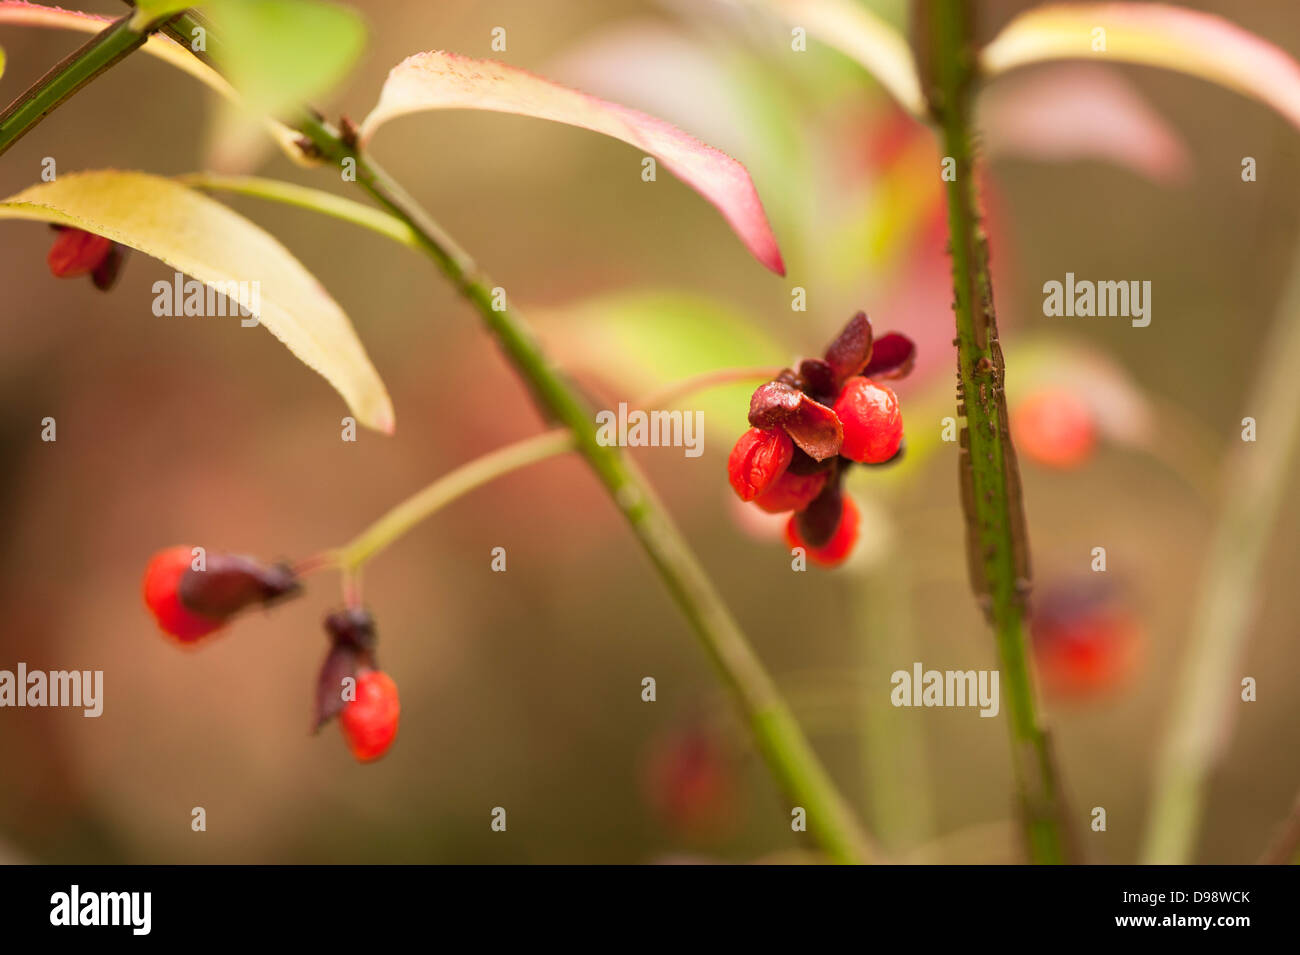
[0,10,171,157]
[341,429,575,568]
[336,363,784,569]
[13,3,875,865]
[918,0,1070,863]
[1141,242,1300,864]
[287,117,874,862]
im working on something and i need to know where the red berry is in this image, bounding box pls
[340,670,400,762]
[1032,595,1140,699]
[727,427,793,501]
[48,228,113,278]
[142,546,227,643]
[1012,388,1096,469]
[753,468,828,513]
[784,495,860,566]
[644,726,737,837]
[833,378,903,464]
[142,546,300,644]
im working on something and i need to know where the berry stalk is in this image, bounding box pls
[915,0,1071,863]
[340,429,575,569]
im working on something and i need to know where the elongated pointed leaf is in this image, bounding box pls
[360,50,785,275]
[982,4,1300,132]
[980,64,1190,183]
[0,1,310,165]
[0,171,393,432]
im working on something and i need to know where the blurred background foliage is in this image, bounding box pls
[0,0,1297,863]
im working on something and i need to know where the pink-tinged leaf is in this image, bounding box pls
[981,64,1190,183]
[982,4,1300,133]
[359,51,785,275]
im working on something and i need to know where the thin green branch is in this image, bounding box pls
[176,172,421,250]
[917,0,1071,864]
[334,365,791,573]
[294,117,874,863]
[0,10,172,157]
[1142,241,1300,864]
[341,429,575,569]
[9,1,878,864]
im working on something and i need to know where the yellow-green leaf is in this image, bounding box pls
[0,171,393,432]
[758,0,924,115]
[982,3,1300,131]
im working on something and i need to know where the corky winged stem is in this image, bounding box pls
[916,0,1071,863]
[0,4,877,863]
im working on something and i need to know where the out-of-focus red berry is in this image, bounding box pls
[47,227,113,278]
[1033,607,1141,699]
[753,468,829,514]
[142,546,226,643]
[1012,388,1096,469]
[340,669,400,762]
[727,426,793,501]
[644,726,737,838]
[142,545,300,645]
[784,495,860,567]
[833,378,903,464]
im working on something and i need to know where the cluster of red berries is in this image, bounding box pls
[142,547,400,762]
[47,225,127,290]
[728,312,915,566]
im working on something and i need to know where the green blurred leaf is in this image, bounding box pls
[201,0,365,170]
[0,171,393,432]
[543,291,791,436]
[207,0,365,120]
